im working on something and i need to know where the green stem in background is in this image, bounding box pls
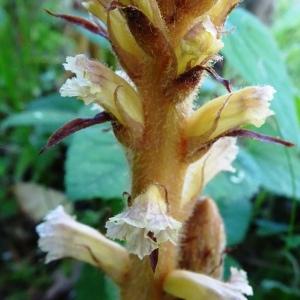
[253,190,268,217]
[273,119,297,239]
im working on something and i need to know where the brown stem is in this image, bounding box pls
[119,88,226,299]
[121,92,189,300]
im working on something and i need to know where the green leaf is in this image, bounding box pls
[223,8,300,144]
[205,150,260,245]
[75,265,120,300]
[223,8,300,200]
[1,94,81,130]
[65,110,129,201]
[26,93,82,112]
[1,110,76,130]
[246,142,300,199]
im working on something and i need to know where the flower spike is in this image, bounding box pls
[39,0,290,297]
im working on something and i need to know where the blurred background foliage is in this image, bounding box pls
[0,0,299,299]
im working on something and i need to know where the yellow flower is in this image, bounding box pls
[60,54,143,126]
[36,206,129,283]
[164,267,253,300]
[186,86,275,143]
[176,16,224,74]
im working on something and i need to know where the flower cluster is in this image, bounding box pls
[35,0,292,299]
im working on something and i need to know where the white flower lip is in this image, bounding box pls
[105,185,182,259]
[36,206,130,282]
[36,205,78,263]
[245,85,275,128]
[63,54,88,76]
[60,77,102,104]
[59,54,102,104]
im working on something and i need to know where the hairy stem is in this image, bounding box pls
[121,92,189,300]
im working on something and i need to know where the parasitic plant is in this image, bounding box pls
[37,1,293,299]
